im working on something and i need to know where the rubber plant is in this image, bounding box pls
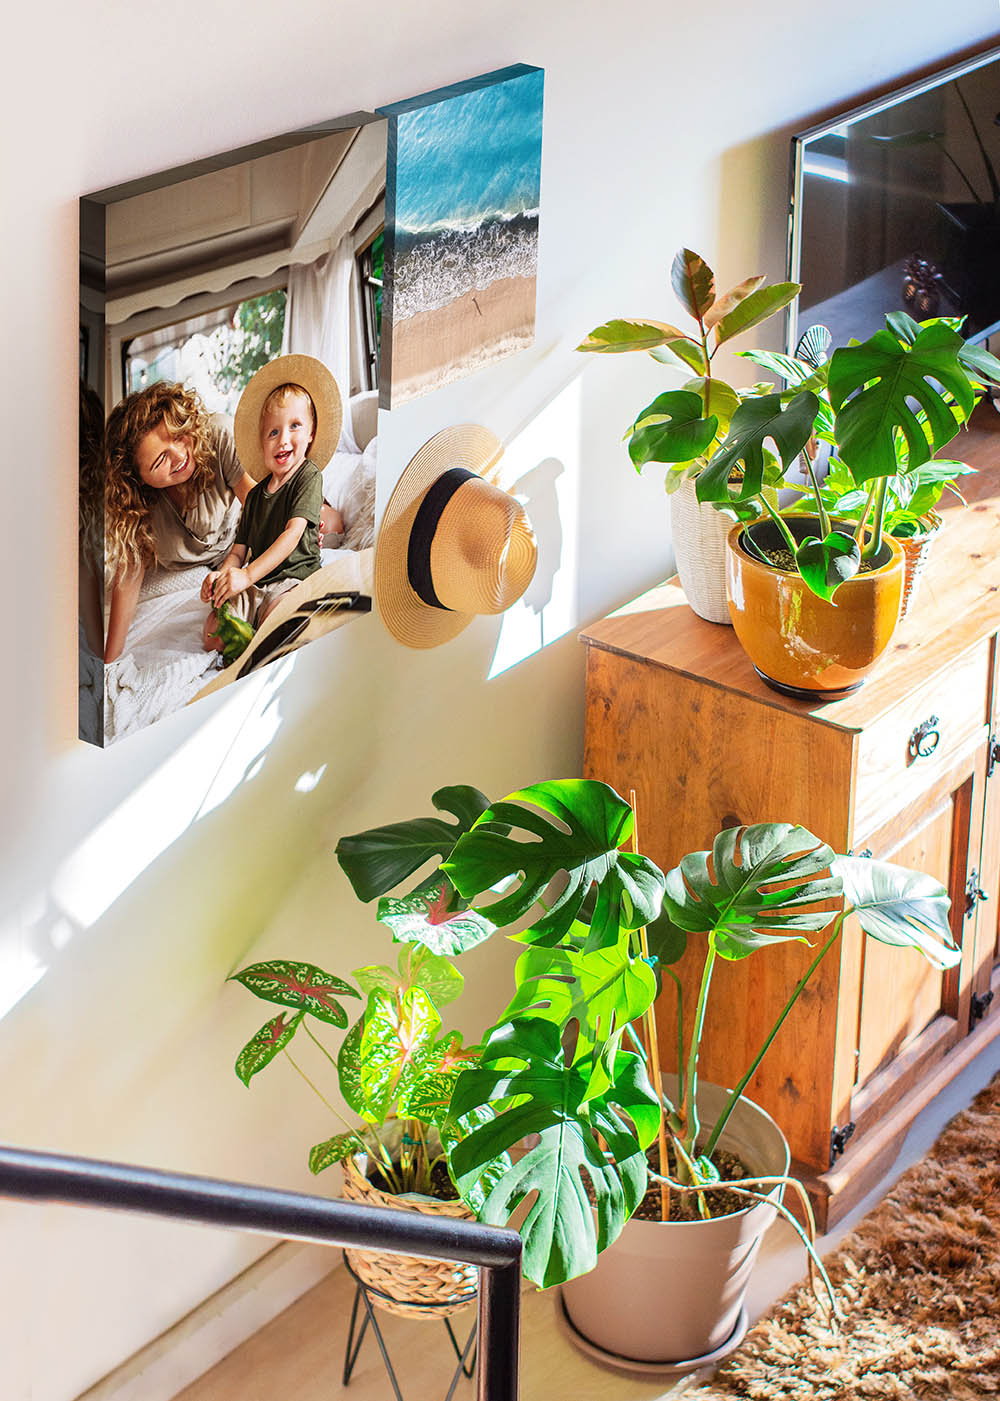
[576,247,801,496]
[335,778,960,1293]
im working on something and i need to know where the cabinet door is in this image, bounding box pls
[847,742,987,1139]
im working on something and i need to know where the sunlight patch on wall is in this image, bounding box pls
[50,662,292,931]
[488,377,582,679]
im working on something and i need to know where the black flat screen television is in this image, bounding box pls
[788,45,1000,354]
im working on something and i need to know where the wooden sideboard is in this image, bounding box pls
[580,408,1000,1230]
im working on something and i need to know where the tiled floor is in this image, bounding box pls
[174,1036,1000,1401]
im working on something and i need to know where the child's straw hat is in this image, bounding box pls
[234,354,343,480]
[375,424,537,649]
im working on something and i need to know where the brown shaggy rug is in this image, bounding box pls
[684,1074,1000,1399]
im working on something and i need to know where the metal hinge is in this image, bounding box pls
[989,734,1000,779]
[965,870,989,917]
[971,989,995,1027]
[829,1121,856,1166]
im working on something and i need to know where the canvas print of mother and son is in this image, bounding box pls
[79,114,384,745]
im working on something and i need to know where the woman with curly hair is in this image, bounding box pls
[103,382,257,662]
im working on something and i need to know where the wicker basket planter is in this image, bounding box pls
[340,1154,478,1318]
[897,511,943,619]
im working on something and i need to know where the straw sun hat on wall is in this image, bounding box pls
[234,354,343,480]
[375,424,538,649]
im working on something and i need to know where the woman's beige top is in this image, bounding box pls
[148,418,244,568]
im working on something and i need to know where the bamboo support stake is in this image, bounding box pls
[629,789,671,1222]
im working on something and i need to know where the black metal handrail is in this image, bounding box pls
[0,1145,521,1401]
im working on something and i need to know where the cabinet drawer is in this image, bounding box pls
[853,641,992,838]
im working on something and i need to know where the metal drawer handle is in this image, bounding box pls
[908,715,941,761]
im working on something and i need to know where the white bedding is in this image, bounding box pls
[88,439,376,744]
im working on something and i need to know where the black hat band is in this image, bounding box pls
[406,467,478,609]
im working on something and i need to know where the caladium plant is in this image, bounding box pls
[333,778,960,1294]
[231,944,482,1196]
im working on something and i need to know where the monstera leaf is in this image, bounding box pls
[443,780,665,952]
[229,961,359,1027]
[662,823,843,959]
[448,1018,660,1287]
[827,322,976,482]
[500,931,658,1098]
[832,856,958,968]
[627,389,718,469]
[794,530,862,602]
[695,391,820,504]
[336,785,492,902]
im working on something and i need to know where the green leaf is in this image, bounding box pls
[628,389,718,469]
[794,530,862,602]
[958,340,1000,387]
[738,348,828,390]
[397,1030,480,1124]
[576,318,694,353]
[336,785,492,902]
[444,780,666,952]
[703,274,767,329]
[663,823,842,960]
[682,377,741,437]
[401,946,465,1008]
[439,1106,512,1215]
[671,248,715,325]
[229,961,358,1027]
[644,905,688,965]
[376,873,497,955]
[828,323,976,483]
[694,1154,721,1185]
[695,391,820,504]
[309,1131,363,1174]
[500,933,658,1098]
[354,987,450,1125]
[713,282,801,346]
[337,1018,366,1117]
[448,1019,660,1287]
[831,857,959,969]
[235,1010,304,1086]
[649,338,711,374]
[885,310,922,345]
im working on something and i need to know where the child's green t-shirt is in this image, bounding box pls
[235,460,323,585]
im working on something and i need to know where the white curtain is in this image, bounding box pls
[281,235,357,452]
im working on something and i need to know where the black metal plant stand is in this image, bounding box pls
[341,1252,478,1401]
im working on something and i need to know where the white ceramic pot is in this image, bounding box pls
[560,1078,789,1371]
[669,479,733,625]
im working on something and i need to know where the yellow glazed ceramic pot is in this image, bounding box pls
[726,516,904,700]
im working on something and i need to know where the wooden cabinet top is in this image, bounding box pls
[580,409,1000,734]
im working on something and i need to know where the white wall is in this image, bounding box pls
[2,3,997,1397]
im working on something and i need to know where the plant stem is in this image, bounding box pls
[800,448,830,538]
[854,481,878,545]
[663,965,685,1102]
[303,1021,340,1071]
[283,1048,343,1119]
[681,940,717,1162]
[758,494,800,557]
[701,915,846,1159]
[861,478,888,561]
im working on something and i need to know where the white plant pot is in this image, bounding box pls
[560,1078,789,1372]
[669,479,733,625]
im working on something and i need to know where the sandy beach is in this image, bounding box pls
[386,274,536,404]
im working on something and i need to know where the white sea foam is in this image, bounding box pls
[391,212,539,320]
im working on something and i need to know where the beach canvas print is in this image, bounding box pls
[379,64,544,407]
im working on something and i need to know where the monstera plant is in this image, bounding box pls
[334,778,959,1292]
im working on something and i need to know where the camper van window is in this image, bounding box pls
[358,229,383,390]
[123,289,288,416]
